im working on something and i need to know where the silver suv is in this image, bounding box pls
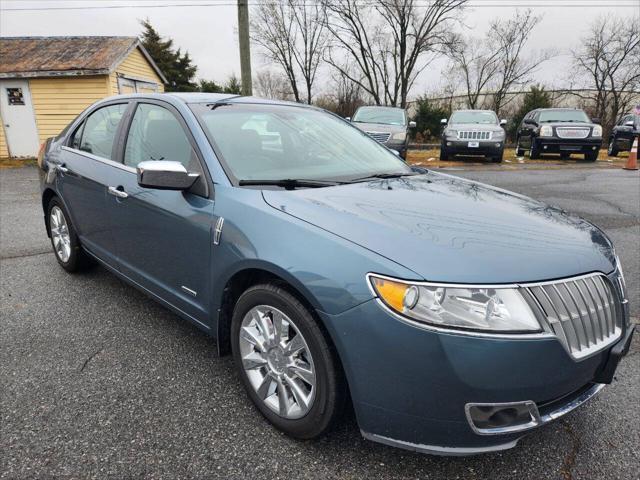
[349,106,415,159]
[441,110,507,162]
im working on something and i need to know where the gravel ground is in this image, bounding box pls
[1,165,638,480]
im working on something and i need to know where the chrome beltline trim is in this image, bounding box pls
[61,146,137,174]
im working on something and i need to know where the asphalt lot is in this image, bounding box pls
[1,164,638,479]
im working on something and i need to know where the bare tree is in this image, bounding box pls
[572,15,640,136]
[251,0,327,103]
[446,34,501,109]
[488,10,552,115]
[253,69,293,100]
[324,0,466,108]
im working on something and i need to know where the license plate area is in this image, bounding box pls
[468,141,479,148]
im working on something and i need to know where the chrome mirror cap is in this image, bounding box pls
[136,160,199,190]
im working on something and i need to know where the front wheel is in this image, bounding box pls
[231,283,345,440]
[439,144,449,161]
[515,137,525,157]
[530,140,541,160]
[585,150,599,162]
[608,139,619,157]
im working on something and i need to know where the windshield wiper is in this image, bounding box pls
[349,172,419,182]
[238,179,343,189]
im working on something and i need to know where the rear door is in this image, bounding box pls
[617,115,635,150]
[57,102,129,263]
[106,100,214,325]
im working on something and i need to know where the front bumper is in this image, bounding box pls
[537,137,602,154]
[444,139,504,156]
[320,291,633,455]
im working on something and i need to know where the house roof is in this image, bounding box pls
[0,36,167,82]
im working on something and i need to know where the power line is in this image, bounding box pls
[1,1,637,11]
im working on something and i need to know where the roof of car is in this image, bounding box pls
[161,92,309,108]
[452,109,496,113]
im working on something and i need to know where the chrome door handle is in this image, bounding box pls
[56,164,69,174]
[108,186,129,199]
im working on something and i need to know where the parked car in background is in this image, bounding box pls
[38,93,633,456]
[440,110,507,162]
[516,108,602,161]
[349,106,415,159]
[608,114,639,157]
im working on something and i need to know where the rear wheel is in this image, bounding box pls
[608,138,619,157]
[585,150,599,162]
[231,283,345,439]
[530,140,541,160]
[47,198,91,272]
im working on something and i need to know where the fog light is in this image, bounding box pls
[465,401,540,435]
[593,146,597,150]
[543,145,548,150]
[447,142,452,146]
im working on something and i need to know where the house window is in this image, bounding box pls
[7,88,25,105]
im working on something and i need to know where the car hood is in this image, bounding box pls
[262,172,615,284]
[351,122,406,133]
[448,123,504,132]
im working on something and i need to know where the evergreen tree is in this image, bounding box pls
[412,96,449,142]
[508,85,553,140]
[139,20,198,92]
[223,74,242,94]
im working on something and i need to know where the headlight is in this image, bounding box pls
[369,275,541,332]
[615,255,627,297]
[539,125,553,137]
[392,132,406,141]
[592,125,603,137]
[493,130,505,140]
[445,129,458,138]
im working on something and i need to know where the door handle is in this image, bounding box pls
[56,163,69,174]
[108,186,129,199]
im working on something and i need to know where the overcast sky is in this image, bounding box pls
[1,0,638,98]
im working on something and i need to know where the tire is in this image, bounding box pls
[585,150,599,162]
[439,144,449,161]
[231,283,345,440]
[491,150,504,163]
[515,137,525,157]
[530,139,541,160]
[560,152,571,160]
[46,197,91,272]
[608,138,619,157]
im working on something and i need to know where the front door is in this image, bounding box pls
[107,101,214,326]
[0,80,40,157]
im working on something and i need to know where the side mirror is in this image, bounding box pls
[624,120,635,127]
[408,121,417,128]
[345,117,351,122]
[591,118,601,124]
[440,118,448,125]
[137,160,199,190]
[500,119,507,126]
[390,149,400,156]
[524,118,537,126]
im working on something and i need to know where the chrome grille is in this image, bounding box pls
[457,131,492,140]
[526,274,621,359]
[556,128,590,139]
[366,131,391,143]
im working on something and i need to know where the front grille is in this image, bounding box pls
[556,128,590,139]
[366,132,391,143]
[525,274,622,359]
[457,131,492,140]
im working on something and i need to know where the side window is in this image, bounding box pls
[124,103,201,175]
[69,122,84,150]
[79,104,127,159]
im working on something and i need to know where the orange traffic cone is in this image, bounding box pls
[624,136,638,170]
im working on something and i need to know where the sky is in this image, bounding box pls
[1,0,639,98]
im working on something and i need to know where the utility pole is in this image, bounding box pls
[237,0,252,96]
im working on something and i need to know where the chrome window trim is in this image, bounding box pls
[61,146,136,174]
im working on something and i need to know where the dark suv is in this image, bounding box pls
[440,110,507,162]
[516,108,602,161]
[608,114,639,157]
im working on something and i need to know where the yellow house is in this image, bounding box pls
[0,36,166,158]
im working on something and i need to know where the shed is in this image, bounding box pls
[0,36,167,158]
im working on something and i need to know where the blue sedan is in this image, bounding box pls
[38,93,634,455]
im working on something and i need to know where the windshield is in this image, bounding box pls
[449,111,498,125]
[192,103,411,182]
[538,110,590,123]
[352,107,406,126]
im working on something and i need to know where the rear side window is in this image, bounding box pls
[124,103,201,175]
[78,104,127,159]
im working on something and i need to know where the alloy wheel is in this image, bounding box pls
[50,206,71,262]
[238,305,316,419]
